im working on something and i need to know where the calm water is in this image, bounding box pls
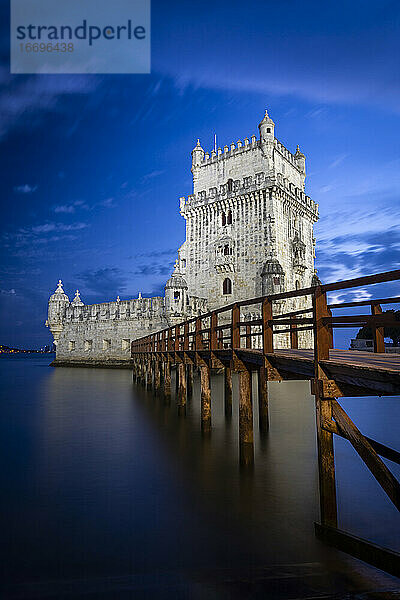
[1,355,399,598]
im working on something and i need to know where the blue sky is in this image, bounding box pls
[0,0,399,348]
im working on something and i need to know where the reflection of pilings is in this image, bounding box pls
[177,363,187,415]
[164,361,171,403]
[200,365,211,432]
[224,365,232,418]
[239,368,254,467]
[186,364,193,398]
[175,366,179,397]
[154,360,161,395]
[315,395,337,527]
[258,365,269,433]
[146,359,152,389]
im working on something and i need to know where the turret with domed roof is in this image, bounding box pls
[45,280,70,345]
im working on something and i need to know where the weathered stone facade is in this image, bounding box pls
[46,110,319,366]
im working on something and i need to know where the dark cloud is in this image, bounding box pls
[76,267,127,297]
[133,261,174,277]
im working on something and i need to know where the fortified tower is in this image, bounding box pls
[46,109,318,363]
[178,109,318,313]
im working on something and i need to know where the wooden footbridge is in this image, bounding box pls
[131,269,400,577]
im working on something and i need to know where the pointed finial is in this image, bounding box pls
[138,292,142,299]
[72,288,84,306]
[116,295,120,303]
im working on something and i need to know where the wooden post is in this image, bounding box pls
[258,365,269,433]
[232,304,240,349]
[239,367,254,467]
[177,362,187,415]
[224,364,232,418]
[262,298,273,353]
[200,365,211,432]
[164,361,171,403]
[210,312,218,350]
[175,325,180,352]
[372,303,385,353]
[313,286,337,528]
[167,328,173,352]
[290,316,298,349]
[195,317,203,350]
[183,322,189,351]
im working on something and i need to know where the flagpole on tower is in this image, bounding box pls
[214,134,217,153]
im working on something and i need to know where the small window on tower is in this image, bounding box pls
[174,291,180,300]
[295,280,300,290]
[267,128,271,133]
[221,212,226,226]
[223,278,232,295]
[227,210,232,225]
[223,245,230,256]
[181,259,186,268]
[273,277,280,286]
[227,178,233,192]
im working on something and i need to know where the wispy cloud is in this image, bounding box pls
[142,169,165,183]
[0,71,101,141]
[52,198,115,213]
[0,288,16,296]
[13,184,37,194]
[3,222,89,252]
[329,154,348,169]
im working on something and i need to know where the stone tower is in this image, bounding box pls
[179,109,318,312]
[45,280,70,346]
[165,260,189,325]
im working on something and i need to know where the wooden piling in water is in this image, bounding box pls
[258,365,269,433]
[239,368,254,467]
[186,364,193,397]
[200,365,211,432]
[177,362,187,415]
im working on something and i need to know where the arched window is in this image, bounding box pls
[295,280,300,290]
[267,128,271,133]
[227,178,233,192]
[223,244,230,256]
[221,212,226,226]
[223,278,232,295]
[227,210,232,225]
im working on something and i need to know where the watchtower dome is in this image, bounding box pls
[46,280,70,345]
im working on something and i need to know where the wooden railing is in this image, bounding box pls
[132,269,400,356]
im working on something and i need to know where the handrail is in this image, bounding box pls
[131,269,400,354]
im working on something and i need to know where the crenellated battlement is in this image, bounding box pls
[180,175,317,219]
[64,296,165,323]
[196,136,298,169]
